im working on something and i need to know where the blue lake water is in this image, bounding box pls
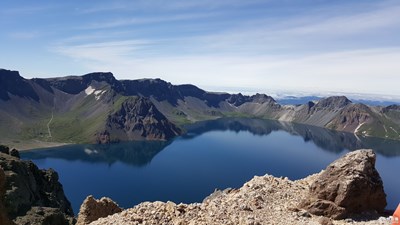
[21,118,400,214]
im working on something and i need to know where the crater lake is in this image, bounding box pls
[21,118,400,214]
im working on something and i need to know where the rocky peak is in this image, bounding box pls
[176,84,206,97]
[47,72,121,95]
[99,97,182,142]
[299,149,386,219]
[227,93,276,107]
[0,69,21,78]
[121,78,180,104]
[383,104,400,112]
[315,96,352,109]
[0,69,39,101]
[227,93,246,106]
[76,196,122,225]
[250,93,276,104]
[82,72,115,83]
[82,72,122,92]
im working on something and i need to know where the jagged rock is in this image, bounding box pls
[90,164,386,225]
[299,149,387,219]
[13,207,74,225]
[0,167,14,225]
[0,145,9,154]
[0,146,20,159]
[0,152,74,224]
[76,195,122,225]
[103,97,182,141]
[9,149,20,158]
[315,96,352,109]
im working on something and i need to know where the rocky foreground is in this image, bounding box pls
[78,150,393,225]
[0,145,75,225]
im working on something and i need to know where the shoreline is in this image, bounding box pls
[0,139,71,151]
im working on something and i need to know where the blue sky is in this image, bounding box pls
[1,0,400,98]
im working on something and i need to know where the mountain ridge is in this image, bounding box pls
[1,69,399,148]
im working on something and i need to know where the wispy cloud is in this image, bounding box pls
[52,40,153,63]
[78,0,267,14]
[284,4,400,36]
[80,12,219,30]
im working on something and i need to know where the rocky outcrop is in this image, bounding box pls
[88,149,388,225]
[0,145,20,159]
[102,97,182,142]
[0,167,14,225]
[76,196,122,225]
[0,69,39,101]
[299,149,386,219]
[0,152,75,225]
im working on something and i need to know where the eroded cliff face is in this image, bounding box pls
[0,151,75,225]
[96,97,182,143]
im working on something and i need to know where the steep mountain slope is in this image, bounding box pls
[0,69,182,146]
[99,97,182,143]
[1,69,399,148]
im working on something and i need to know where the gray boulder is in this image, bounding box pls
[299,149,387,219]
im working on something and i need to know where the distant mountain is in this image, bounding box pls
[277,95,400,106]
[1,69,400,148]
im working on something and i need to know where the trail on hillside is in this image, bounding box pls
[47,110,53,138]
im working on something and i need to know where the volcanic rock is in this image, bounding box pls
[299,149,387,219]
[0,152,74,224]
[76,195,122,225]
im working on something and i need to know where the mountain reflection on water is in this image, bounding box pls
[24,118,400,166]
[23,140,172,166]
[184,118,400,157]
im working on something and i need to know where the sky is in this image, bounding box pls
[1,0,400,99]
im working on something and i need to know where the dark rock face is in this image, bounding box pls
[299,149,387,219]
[46,72,120,95]
[227,93,276,107]
[0,167,14,225]
[9,149,20,159]
[384,104,400,111]
[0,152,74,224]
[76,195,122,225]
[0,145,20,159]
[0,69,39,102]
[103,97,182,141]
[13,207,73,225]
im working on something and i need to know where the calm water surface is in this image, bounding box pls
[21,118,400,214]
